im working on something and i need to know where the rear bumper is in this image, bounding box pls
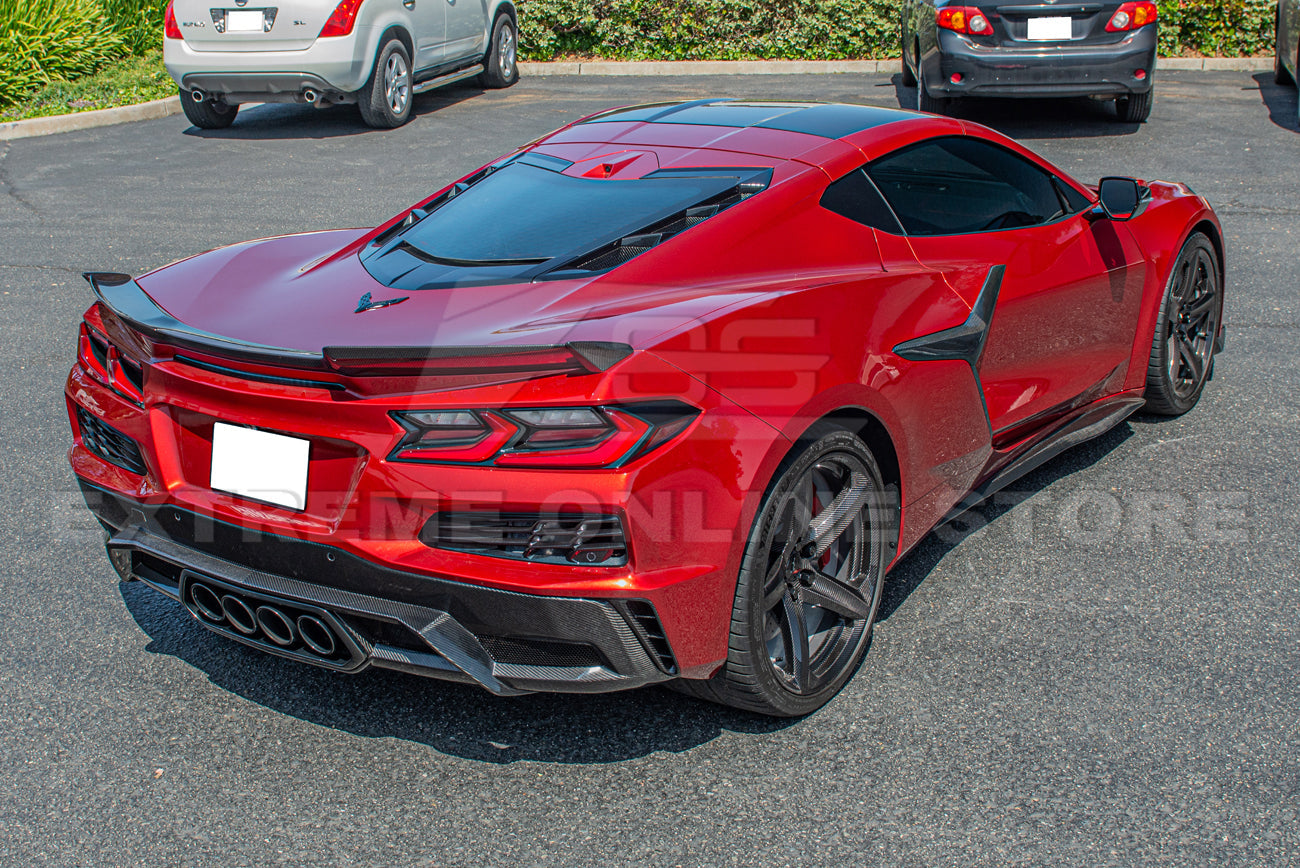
[931,26,1157,98]
[83,481,678,695]
[164,28,374,97]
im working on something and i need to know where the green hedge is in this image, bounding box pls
[516,0,1276,61]
[0,0,166,106]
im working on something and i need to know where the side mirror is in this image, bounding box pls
[1090,176,1150,221]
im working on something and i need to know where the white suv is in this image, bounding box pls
[163,0,519,129]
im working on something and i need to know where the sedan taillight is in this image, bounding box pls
[1106,1,1157,31]
[937,6,994,35]
[390,402,698,469]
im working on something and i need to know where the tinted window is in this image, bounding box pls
[820,169,904,235]
[400,162,746,263]
[866,137,1065,235]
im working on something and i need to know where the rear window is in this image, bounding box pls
[400,162,750,264]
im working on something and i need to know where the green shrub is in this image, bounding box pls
[0,0,127,105]
[101,0,169,56]
[517,0,1276,61]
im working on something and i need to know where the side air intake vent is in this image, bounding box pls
[421,512,628,566]
[480,636,609,669]
[76,407,147,475]
[616,599,678,675]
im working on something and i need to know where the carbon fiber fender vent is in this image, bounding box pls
[615,600,678,675]
[76,407,147,476]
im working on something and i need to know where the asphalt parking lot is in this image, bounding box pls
[1,70,1298,866]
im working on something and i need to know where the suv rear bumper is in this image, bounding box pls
[82,481,680,696]
[931,26,1157,98]
[164,29,373,97]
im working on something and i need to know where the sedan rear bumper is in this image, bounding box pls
[932,26,1157,98]
[83,481,678,696]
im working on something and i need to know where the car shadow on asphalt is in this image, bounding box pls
[889,75,1143,137]
[1251,72,1300,133]
[119,582,796,765]
[181,84,486,140]
[877,421,1135,622]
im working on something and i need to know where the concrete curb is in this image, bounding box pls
[520,56,1274,75]
[0,56,1274,140]
[0,95,181,141]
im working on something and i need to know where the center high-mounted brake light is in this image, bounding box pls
[319,0,366,38]
[1106,1,1157,31]
[390,403,699,468]
[164,1,182,39]
[937,6,994,35]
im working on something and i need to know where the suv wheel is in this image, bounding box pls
[358,39,413,128]
[180,90,238,129]
[479,12,520,89]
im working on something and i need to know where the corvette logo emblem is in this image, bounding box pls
[355,292,409,313]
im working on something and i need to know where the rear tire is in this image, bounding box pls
[1276,15,1295,85]
[917,77,948,114]
[677,424,892,717]
[1143,232,1223,416]
[900,38,917,87]
[1116,90,1153,123]
[358,38,413,129]
[479,13,520,89]
[179,90,237,129]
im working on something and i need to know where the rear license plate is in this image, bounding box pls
[225,9,264,32]
[210,422,309,510]
[1026,16,1073,39]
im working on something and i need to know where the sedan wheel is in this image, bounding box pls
[1143,232,1222,415]
[677,425,892,716]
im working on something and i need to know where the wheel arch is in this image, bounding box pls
[377,24,414,65]
[1191,218,1225,278]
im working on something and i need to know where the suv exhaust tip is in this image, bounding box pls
[189,89,206,103]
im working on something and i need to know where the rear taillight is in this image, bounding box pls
[937,6,994,35]
[78,321,145,404]
[164,1,182,39]
[1106,1,1157,31]
[319,0,365,38]
[390,402,698,469]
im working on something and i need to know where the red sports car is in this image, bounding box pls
[67,101,1224,716]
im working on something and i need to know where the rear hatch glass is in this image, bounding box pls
[172,0,325,52]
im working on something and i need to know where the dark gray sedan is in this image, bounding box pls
[900,0,1158,121]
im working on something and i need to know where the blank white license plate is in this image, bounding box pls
[1027,16,1073,39]
[210,423,309,511]
[225,9,264,32]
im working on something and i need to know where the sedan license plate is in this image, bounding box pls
[225,9,264,32]
[1026,16,1073,39]
[210,422,309,510]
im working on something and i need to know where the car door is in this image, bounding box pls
[407,0,447,71]
[866,135,1146,437]
[444,0,488,64]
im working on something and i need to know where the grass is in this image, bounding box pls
[0,49,173,123]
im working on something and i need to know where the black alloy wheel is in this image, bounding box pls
[676,425,892,717]
[1143,232,1223,415]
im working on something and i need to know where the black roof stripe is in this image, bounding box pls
[578,100,915,140]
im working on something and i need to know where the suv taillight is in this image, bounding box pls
[164,1,182,39]
[1106,1,1157,31]
[320,0,365,38]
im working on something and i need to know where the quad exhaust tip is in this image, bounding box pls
[188,580,347,663]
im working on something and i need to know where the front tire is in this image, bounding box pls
[1143,232,1223,415]
[358,38,413,129]
[1116,90,1153,123]
[180,90,237,129]
[678,425,892,717]
[900,38,917,87]
[479,13,520,89]
[1276,14,1295,85]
